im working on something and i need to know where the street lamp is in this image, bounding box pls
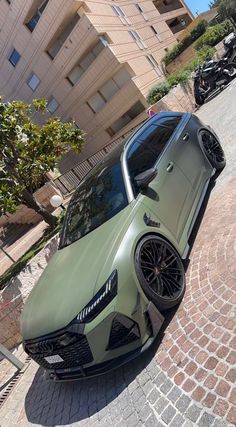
[50,194,65,210]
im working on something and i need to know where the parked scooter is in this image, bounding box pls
[223,32,236,63]
[193,57,236,105]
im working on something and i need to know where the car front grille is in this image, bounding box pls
[25,332,93,370]
[107,314,140,350]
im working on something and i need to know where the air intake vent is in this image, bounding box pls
[107,314,140,350]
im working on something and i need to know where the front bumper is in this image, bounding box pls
[24,302,164,380]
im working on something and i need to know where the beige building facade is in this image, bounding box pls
[0,0,193,172]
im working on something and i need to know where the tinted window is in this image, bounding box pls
[127,116,181,195]
[59,148,127,248]
[9,48,21,66]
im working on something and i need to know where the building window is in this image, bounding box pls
[146,55,163,76]
[9,48,21,67]
[106,101,145,136]
[129,30,141,42]
[112,5,126,17]
[47,13,80,59]
[128,30,147,49]
[66,36,109,86]
[136,3,143,13]
[150,25,157,34]
[47,97,59,113]
[27,73,41,91]
[25,0,49,32]
[112,5,130,25]
[150,25,162,41]
[87,68,131,113]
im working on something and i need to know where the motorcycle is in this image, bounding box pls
[223,32,236,64]
[193,57,236,106]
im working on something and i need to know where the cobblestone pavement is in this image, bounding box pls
[0,82,236,427]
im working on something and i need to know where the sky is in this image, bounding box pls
[185,0,211,15]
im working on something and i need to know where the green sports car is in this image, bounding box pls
[21,112,225,380]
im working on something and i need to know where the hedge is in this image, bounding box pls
[147,46,216,105]
[195,19,234,50]
[163,20,208,65]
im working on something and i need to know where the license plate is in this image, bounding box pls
[44,355,64,364]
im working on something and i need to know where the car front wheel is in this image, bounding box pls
[135,235,185,312]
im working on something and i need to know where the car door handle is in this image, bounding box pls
[166,162,174,172]
[183,133,190,142]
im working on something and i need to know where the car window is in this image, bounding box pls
[59,148,128,248]
[127,116,181,196]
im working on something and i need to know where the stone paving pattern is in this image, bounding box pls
[0,82,236,426]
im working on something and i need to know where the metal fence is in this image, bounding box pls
[53,124,142,196]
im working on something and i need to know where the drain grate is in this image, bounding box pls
[0,356,31,409]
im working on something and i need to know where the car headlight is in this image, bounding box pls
[76,270,117,323]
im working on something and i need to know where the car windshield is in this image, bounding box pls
[59,147,128,249]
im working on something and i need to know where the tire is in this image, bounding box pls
[195,92,205,106]
[194,83,205,106]
[225,62,236,79]
[216,73,231,88]
[199,129,226,171]
[135,235,186,311]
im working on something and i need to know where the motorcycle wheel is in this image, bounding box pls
[216,73,231,89]
[194,87,205,106]
[225,62,236,79]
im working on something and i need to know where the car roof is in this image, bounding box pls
[123,111,185,152]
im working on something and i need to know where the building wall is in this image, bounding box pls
[0,0,193,171]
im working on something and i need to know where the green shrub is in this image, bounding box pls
[167,69,191,87]
[186,46,217,72]
[163,19,208,65]
[147,46,217,105]
[195,19,234,50]
[147,82,170,105]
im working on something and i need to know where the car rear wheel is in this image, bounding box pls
[135,235,185,312]
[199,130,226,171]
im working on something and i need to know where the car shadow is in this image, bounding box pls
[195,83,231,110]
[187,170,222,260]
[24,305,178,426]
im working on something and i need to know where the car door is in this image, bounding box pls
[126,115,193,241]
[172,116,212,196]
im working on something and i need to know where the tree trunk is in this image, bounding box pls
[22,189,57,227]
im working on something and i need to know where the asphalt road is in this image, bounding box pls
[196,78,236,189]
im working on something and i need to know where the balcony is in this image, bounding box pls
[47,13,80,59]
[166,13,192,34]
[153,0,183,14]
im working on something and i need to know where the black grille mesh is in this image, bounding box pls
[25,335,93,369]
[108,315,140,350]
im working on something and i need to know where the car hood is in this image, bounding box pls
[21,205,135,340]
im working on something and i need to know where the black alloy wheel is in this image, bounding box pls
[199,130,226,171]
[135,235,185,311]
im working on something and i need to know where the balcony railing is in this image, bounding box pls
[53,124,143,196]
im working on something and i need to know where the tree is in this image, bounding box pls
[0,98,85,226]
[209,0,221,8]
[218,0,236,21]
[209,0,236,22]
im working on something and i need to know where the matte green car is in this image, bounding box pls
[21,112,225,380]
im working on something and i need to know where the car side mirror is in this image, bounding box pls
[135,168,157,190]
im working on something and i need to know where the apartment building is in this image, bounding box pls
[0,0,193,172]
